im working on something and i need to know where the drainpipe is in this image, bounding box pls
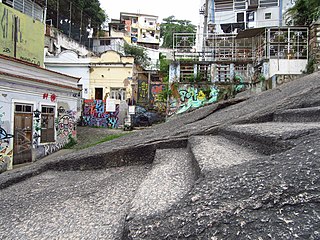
[279,0,283,26]
[211,0,215,24]
[202,0,209,61]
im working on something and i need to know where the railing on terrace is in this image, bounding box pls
[173,27,309,63]
[2,0,44,22]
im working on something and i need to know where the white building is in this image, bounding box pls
[197,0,296,51]
[45,50,90,99]
[0,54,80,172]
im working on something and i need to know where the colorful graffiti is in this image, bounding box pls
[175,85,218,114]
[33,110,41,148]
[82,100,119,128]
[0,106,13,172]
[150,84,167,112]
[137,80,149,103]
[57,110,77,139]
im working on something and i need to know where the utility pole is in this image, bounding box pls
[69,2,72,38]
[56,0,59,29]
[80,10,83,43]
[202,0,209,61]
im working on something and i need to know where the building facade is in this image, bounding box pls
[0,54,80,172]
[45,50,90,100]
[0,1,45,66]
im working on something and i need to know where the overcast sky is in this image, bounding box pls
[100,0,201,25]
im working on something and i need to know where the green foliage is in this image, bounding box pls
[159,54,171,81]
[63,134,77,149]
[157,84,171,102]
[304,57,316,74]
[286,0,320,26]
[47,0,107,31]
[160,16,196,48]
[123,43,150,67]
[77,133,128,149]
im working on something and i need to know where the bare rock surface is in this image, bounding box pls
[1,72,320,239]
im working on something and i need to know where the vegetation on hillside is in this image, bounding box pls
[286,0,320,25]
[46,0,106,40]
[160,16,196,48]
[123,43,150,68]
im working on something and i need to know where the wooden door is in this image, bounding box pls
[14,113,33,165]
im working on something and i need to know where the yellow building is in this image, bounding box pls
[89,51,134,103]
[0,1,45,66]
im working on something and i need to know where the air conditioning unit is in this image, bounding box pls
[248,0,258,9]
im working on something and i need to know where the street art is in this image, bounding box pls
[137,80,148,103]
[175,85,218,114]
[150,84,166,112]
[44,138,68,156]
[274,74,299,86]
[82,100,119,128]
[33,110,41,148]
[0,106,13,172]
[0,127,13,141]
[57,110,77,139]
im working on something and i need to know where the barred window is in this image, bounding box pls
[41,106,55,143]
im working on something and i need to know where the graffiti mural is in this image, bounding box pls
[57,110,77,139]
[137,80,149,103]
[82,100,119,128]
[274,74,300,86]
[169,85,218,115]
[0,106,13,172]
[150,84,167,112]
[33,110,41,148]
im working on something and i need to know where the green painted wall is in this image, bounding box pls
[0,3,44,66]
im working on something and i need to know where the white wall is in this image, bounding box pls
[269,59,307,77]
[256,7,280,28]
[45,51,90,99]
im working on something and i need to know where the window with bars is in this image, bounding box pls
[110,88,126,101]
[41,106,55,143]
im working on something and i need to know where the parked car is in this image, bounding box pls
[132,106,164,127]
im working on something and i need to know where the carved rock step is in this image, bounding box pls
[189,135,262,174]
[219,122,320,155]
[273,106,320,122]
[128,148,199,219]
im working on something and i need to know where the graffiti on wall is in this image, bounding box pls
[150,84,167,112]
[44,138,69,156]
[274,74,300,86]
[82,100,119,128]
[137,80,149,104]
[57,110,77,139]
[169,85,218,115]
[0,106,13,172]
[33,110,41,148]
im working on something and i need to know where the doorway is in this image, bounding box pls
[95,88,103,100]
[13,104,33,165]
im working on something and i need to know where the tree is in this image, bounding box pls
[160,16,196,48]
[286,0,320,26]
[123,43,150,68]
